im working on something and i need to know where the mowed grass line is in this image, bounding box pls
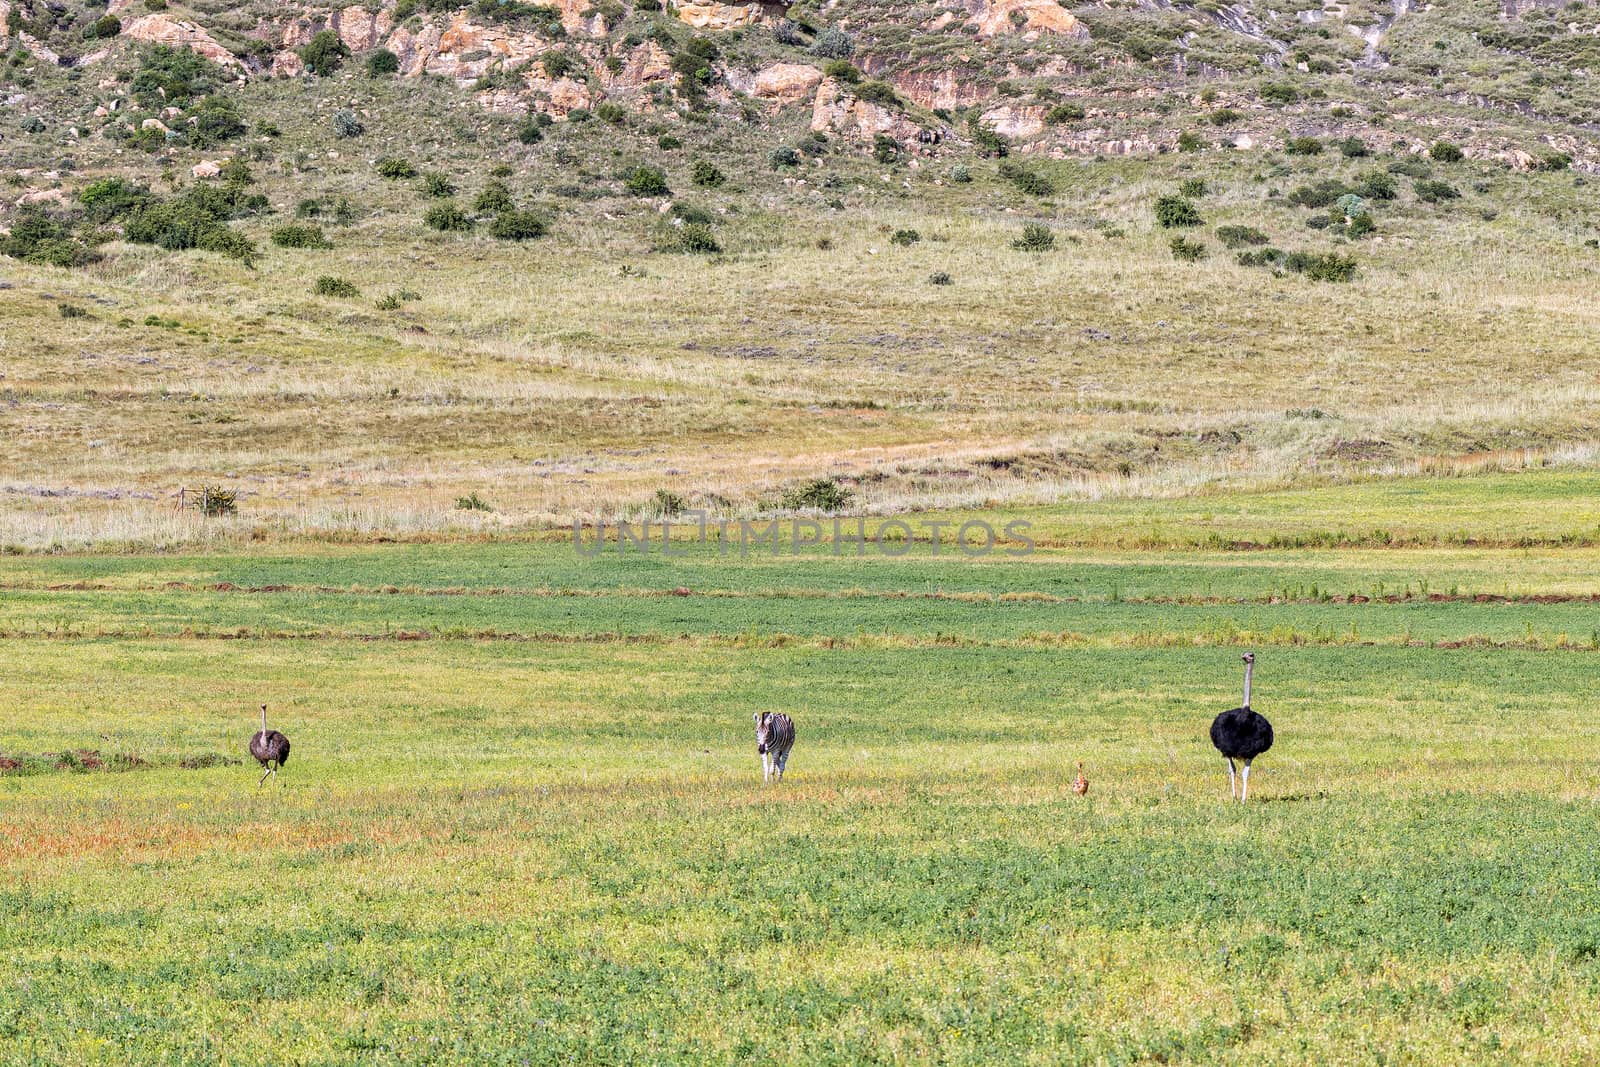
[5,639,1600,1062]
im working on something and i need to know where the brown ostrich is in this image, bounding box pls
[248,704,290,788]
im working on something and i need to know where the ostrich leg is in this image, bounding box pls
[257,764,273,788]
[1226,758,1237,800]
[1240,759,1252,803]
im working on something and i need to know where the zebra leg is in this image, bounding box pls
[1241,759,1252,803]
[762,752,771,783]
[1226,758,1237,800]
[775,749,788,781]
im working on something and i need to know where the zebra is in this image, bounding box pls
[753,712,796,783]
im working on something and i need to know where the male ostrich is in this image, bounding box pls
[249,704,290,787]
[1210,653,1273,802]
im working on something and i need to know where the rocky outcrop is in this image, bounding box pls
[122,14,244,68]
[969,0,1087,38]
[889,68,990,111]
[725,62,823,103]
[811,77,921,143]
[599,40,675,91]
[673,0,788,30]
[979,103,1046,139]
[478,74,592,116]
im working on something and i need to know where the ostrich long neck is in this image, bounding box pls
[1242,663,1253,707]
[260,707,267,737]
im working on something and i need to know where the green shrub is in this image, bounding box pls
[313,275,360,297]
[1355,170,1397,200]
[1389,158,1431,179]
[271,225,331,249]
[1215,224,1268,248]
[968,118,1008,158]
[516,119,544,145]
[473,180,515,213]
[455,492,493,512]
[1287,251,1357,282]
[1170,235,1208,261]
[130,44,226,109]
[365,48,400,76]
[489,210,547,240]
[421,173,456,198]
[823,59,860,83]
[1012,223,1055,251]
[542,51,577,78]
[625,165,670,195]
[1305,214,1332,230]
[1178,177,1207,198]
[375,157,418,179]
[58,302,91,319]
[122,189,257,264]
[871,134,900,165]
[332,109,365,138]
[1415,179,1459,203]
[690,159,724,187]
[1154,195,1202,228]
[375,289,421,310]
[1260,82,1299,104]
[665,222,721,253]
[1429,141,1464,162]
[20,115,45,134]
[999,160,1053,196]
[658,134,682,150]
[300,30,350,77]
[1285,135,1323,156]
[1339,136,1369,158]
[809,28,854,58]
[1045,102,1085,124]
[1346,213,1376,238]
[780,477,851,511]
[1176,130,1205,153]
[1208,108,1242,125]
[769,146,800,169]
[853,80,899,108]
[423,202,474,231]
[949,164,972,183]
[890,228,920,246]
[928,271,952,286]
[1535,153,1572,172]
[84,14,121,39]
[595,102,626,125]
[1286,179,1352,208]
[79,177,151,222]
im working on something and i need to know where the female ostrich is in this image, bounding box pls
[249,704,290,787]
[1210,653,1273,802]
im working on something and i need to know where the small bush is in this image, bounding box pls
[421,173,456,198]
[658,134,682,150]
[810,28,854,59]
[1305,214,1332,230]
[195,485,237,516]
[300,30,350,77]
[1216,224,1268,248]
[1170,235,1208,262]
[313,276,360,297]
[1208,109,1242,126]
[1339,136,1369,158]
[690,159,724,187]
[890,228,921,246]
[595,102,627,125]
[1260,83,1299,105]
[542,51,577,78]
[1012,223,1055,251]
[872,134,901,165]
[1430,141,1464,162]
[998,160,1053,196]
[423,202,474,231]
[473,180,515,214]
[968,118,1008,159]
[455,492,493,512]
[949,164,972,183]
[1415,179,1459,203]
[1286,179,1352,208]
[1285,135,1323,156]
[516,120,544,145]
[780,477,851,511]
[928,271,952,286]
[375,157,418,179]
[365,48,400,76]
[1154,195,1203,228]
[59,303,91,319]
[1178,177,1207,198]
[1045,102,1085,124]
[1535,152,1572,172]
[823,59,861,83]
[332,109,365,138]
[625,165,670,195]
[853,81,899,108]
[84,14,121,39]
[271,225,331,249]
[1289,251,1357,282]
[1176,130,1206,153]
[667,222,721,253]
[490,210,547,240]
[1355,170,1397,200]
[1346,213,1376,238]
[768,146,800,169]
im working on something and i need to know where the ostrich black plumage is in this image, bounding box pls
[1210,653,1273,802]
[249,703,290,788]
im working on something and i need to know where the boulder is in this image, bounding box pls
[810,77,921,143]
[122,14,244,67]
[191,160,222,178]
[970,0,1087,38]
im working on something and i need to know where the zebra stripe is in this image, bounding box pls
[754,712,796,782]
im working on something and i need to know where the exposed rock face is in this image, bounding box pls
[122,14,244,68]
[890,68,990,111]
[726,62,823,103]
[979,103,1045,139]
[673,0,787,30]
[598,40,675,91]
[969,0,1087,38]
[191,160,223,178]
[478,75,593,116]
[811,77,921,142]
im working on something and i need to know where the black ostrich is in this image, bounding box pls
[249,704,291,788]
[1210,653,1273,802]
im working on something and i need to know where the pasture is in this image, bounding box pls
[6,477,1600,1064]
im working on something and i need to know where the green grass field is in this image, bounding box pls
[7,476,1600,1064]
